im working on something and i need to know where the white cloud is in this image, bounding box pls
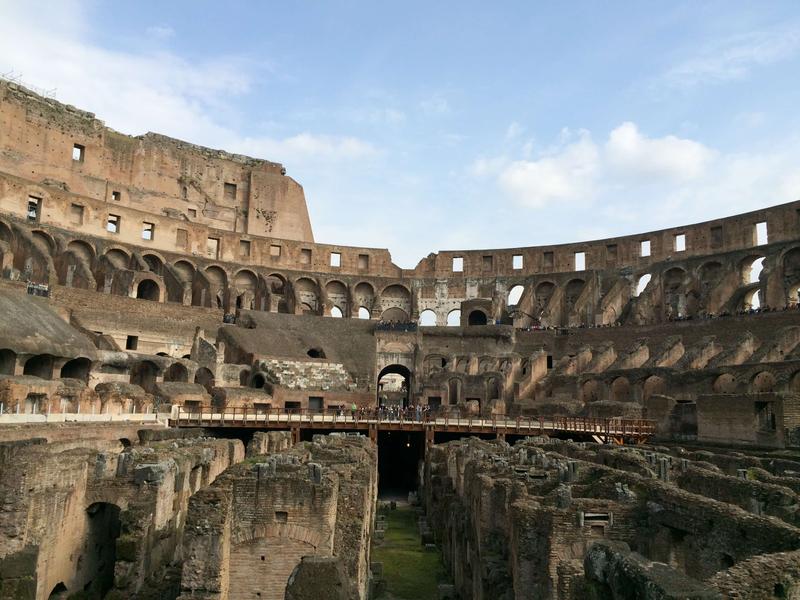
[605,122,715,181]
[497,131,598,207]
[478,122,799,222]
[505,121,523,140]
[660,26,800,89]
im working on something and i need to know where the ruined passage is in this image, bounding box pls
[372,503,447,600]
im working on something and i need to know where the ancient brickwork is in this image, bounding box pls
[424,436,800,599]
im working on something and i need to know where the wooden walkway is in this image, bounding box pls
[171,408,657,445]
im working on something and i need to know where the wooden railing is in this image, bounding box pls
[172,407,657,438]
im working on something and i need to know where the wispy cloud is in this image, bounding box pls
[472,121,799,228]
[658,25,800,89]
[419,93,450,115]
[145,25,175,40]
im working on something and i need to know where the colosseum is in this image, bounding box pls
[1,79,800,599]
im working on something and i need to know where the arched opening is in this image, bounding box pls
[67,240,95,265]
[60,357,91,383]
[507,285,524,306]
[751,371,776,393]
[713,373,736,393]
[642,375,666,402]
[329,306,343,318]
[239,368,250,386]
[32,230,56,254]
[325,280,348,316]
[581,380,603,402]
[418,309,437,326]
[0,349,16,375]
[468,310,488,326]
[130,361,158,393]
[194,367,215,393]
[381,284,412,318]
[105,248,130,269]
[164,363,189,383]
[446,309,461,326]
[48,582,68,599]
[136,279,160,301]
[534,281,556,315]
[448,378,461,405]
[741,256,765,285]
[486,377,501,400]
[143,254,164,275]
[83,502,122,597]
[354,282,375,315]
[635,274,652,297]
[251,373,266,389]
[358,306,371,319]
[295,277,319,315]
[307,348,326,359]
[744,288,761,310]
[377,364,411,408]
[380,307,409,322]
[23,354,54,379]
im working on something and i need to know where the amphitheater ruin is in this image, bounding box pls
[1,79,800,599]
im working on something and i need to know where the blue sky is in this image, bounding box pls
[1,1,799,267]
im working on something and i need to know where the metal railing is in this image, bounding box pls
[172,406,656,437]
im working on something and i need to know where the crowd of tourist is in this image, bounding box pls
[375,320,418,332]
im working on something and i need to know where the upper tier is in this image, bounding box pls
[1,79,798,279]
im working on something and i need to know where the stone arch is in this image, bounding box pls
[743,287,761,310]
[581,379,603,402]
[67,240,95,265]
[663,267,688,317]
[173,259,195,281]
[31,229,56,255]
[377,364,411,407]
[446,309,461,326]
[23,354,55,379]
[0,219,13,245]
[358,306,371,319]
[642,375,666,402]
[751,370,776,393]
[60,357,91,383]
[136,278,160,301]
[48,583,68,599]
[789,371,800,394]
[82,502,122,598]
[507,285,525,306]
[739,254,765,285]
[130,360,159,393]
[713,373,736,393]
[325,280,348,316]
[610,376,631,402]
[164,363,189,383]
[564,278,585,313]
[353,282,375,312]
[104,248,130,269]
[194,367,215,393]
[418,309,436,326]
[634,273,652,297]
[142,253,164,275]
[380,284,412,317]
[295,277,320,314]
[468,309,488,326]
[205,265,228,287]
[233,269,258,310]
[534,281,556,314]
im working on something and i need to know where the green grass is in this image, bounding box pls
[373,505,447,600]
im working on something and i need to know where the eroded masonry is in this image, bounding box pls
[1,79,800,599]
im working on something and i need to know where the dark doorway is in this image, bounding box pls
[60,357,91,382]
[468,310,488,326]
[136,279,160,301]
[377,430,424,498]
[130,361,158,393]
[83,502,122,596]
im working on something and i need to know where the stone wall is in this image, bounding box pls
[179,433,377,600]
[423,436,800,599]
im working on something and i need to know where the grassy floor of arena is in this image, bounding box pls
[373,504,447,600]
